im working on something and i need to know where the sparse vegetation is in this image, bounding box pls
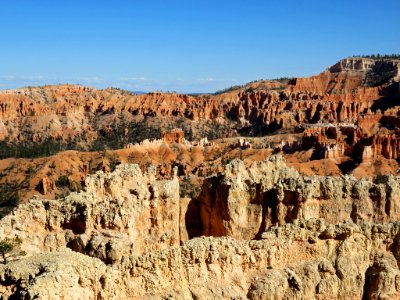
[56,175,69,188]
[26,165,36,177]
[214,77,294,95]
[271,77,294,82]
[214,85,243,95]
[0,139,81,160]
[0,237,26,264]
[202,122,233,140]
[0,181,20,218]
[0,120,165,159]
[104,152,121,172]
[351,54,400,60]
[90,120,162,151]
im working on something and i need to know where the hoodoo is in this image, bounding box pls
[1,57,400,299]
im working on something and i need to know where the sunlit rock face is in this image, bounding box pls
[0,164,180,263]
[197,156,400,240]
[1,57,400,299]
[1,158,400,299]
[0,58,398,146]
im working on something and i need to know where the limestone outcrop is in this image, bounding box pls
[1,56,400,299]
[197,156,400,240]
[0,164,180,263]
[3,220,400,299]
[1,158,400,298]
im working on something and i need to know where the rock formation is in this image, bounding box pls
[1,157,400,298]
[0,58,398,151]
[162,128,185,143]
[1,57,400,299]
[3,218,400,299]
[197,156,400,240]
[0,164,180,263]
[0,58,399,190]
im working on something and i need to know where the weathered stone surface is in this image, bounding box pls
[2,220,400,299]
[0,58,398,147]
[198,156,400,240]
[0,251,107,300]
[2,148,400,298]
[0,164,180,262]
[1,57,400,206]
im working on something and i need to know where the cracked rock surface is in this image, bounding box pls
[2,158,400,299]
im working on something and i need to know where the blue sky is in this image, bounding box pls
[0,0,399,93]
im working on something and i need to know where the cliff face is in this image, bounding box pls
[0,164,180,263]
[197,157,400,240]
[1,158,400,299]
[3,211,400,299]
[0,86,231,150]
[0,58,399,151]
[1,57,400,299]
[1,59,400,222]
[329,57,400,85]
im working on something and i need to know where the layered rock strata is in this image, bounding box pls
[0,58,398,148]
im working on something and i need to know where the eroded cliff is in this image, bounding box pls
[1,56,400,299]
[0,58,399,152]
[0,164,180,263]
[197,156,400,240]
[3,220,400,299]
[1,158,400,299]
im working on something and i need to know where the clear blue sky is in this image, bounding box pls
[0,0,399,93]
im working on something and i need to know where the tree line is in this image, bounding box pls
[351,54,400,59]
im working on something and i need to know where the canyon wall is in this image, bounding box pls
[1,57,400,299]
[0,58,398,150]
[1,158,400,299]
[2,220,400,299]
[197,156,400,240]
[0,164,180,263]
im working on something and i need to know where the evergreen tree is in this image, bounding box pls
[0,237,26,264]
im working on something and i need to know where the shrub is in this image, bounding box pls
[0,181,20,208]
[0,237,26,264]
[56,175,69,188]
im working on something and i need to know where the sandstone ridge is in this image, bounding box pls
[197,156,400,240]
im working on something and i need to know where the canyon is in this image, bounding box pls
[1,57,400,299]
[0,58,399,150]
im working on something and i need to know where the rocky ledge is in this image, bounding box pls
[1,157,400,299]
[2,220,400,299]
